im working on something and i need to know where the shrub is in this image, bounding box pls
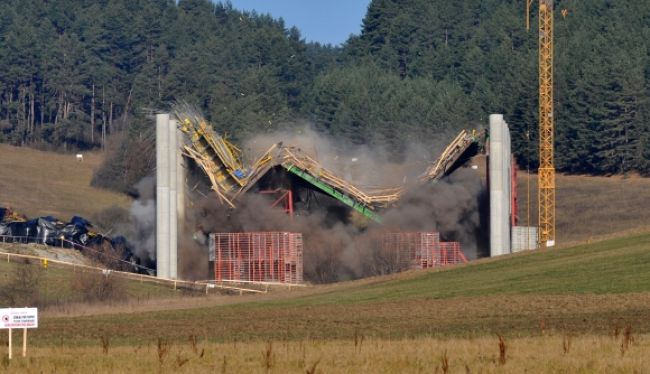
[70,271,127,303]
[0,260,41,306]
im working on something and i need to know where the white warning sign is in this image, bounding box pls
[0,308,38,329]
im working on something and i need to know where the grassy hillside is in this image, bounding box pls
[0,144,130,220]
[2,234,650,372]
[516,173,650,245]
[292,232,650,304]
[25,233,650,347]
[0,257,182,307]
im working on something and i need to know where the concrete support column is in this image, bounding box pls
[168,119,178,279]
[489,114,512,257]
[156,114,171,279]
[175,127,185,279]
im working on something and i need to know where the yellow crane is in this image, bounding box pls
[527,0,555,247]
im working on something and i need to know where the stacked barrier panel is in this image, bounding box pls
[381,232,467,270]
[436,241,467,266]
[211,232,303,284]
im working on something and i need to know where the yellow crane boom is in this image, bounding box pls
[527,0,556,247]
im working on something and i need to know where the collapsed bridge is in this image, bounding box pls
[174,108,485,222]
[155,106,486,281]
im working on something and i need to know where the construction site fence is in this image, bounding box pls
[210,232,304,284]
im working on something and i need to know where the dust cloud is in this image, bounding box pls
[109,124,486,282]
[104,177,158,271]
[175,126,487,282]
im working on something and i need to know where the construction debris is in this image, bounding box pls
[0,208,149,273]
[174,107,485,222]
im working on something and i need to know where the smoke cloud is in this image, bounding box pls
[104,123,487,282]
[127,177,157,262]
[176,125,488,282]
[99,176,157,271]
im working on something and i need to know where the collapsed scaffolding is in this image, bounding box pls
[174,107,485,223]
[170,107,482,283]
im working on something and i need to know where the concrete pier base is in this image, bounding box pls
[489,114,512,257]
[156,114,183,279]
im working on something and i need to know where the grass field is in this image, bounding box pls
[0,258,184,307]
[0,232,647,372]
[3,334,649,373]
[6,233,649,344]
[0,233,648,372]
[0,144,130,219]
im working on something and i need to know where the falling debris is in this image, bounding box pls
[173,105,485,222]
[162,105,489,282]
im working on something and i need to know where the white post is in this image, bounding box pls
[22,328,26,357]
[8,328,11,360]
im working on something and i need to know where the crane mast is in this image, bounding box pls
[527,0,555,247]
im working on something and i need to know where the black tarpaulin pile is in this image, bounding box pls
[0,208,149,274]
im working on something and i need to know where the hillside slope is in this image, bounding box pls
[35,233,650,345]
[0,144,130,220]
[472,155,650,245]
[515,173,650,245]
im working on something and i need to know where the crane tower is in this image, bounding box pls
[527,0,555,247]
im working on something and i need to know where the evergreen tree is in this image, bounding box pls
[0,0,648,178]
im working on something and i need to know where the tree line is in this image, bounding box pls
[340,0,650,175]
[0,0,648,189]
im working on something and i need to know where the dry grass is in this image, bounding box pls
[516,172,650,245]
[0,260,183,311]
[20,233,650,346]
[27,292,650,347]
[2,334,649,373]
[0,144,130,219]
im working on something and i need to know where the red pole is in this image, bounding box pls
[216,235,222,281]
[229,234,234,281]
[288,190,294,218]
[278,235,284,282]
[512,158,518,226]
[247,233,252,282]
[442,244,447,266]
[458,243,468,263]
[280,234,285,283]
[269,242,273,282]
[236,233,241,281]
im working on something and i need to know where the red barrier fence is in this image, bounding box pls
[381,232,467,270]
[209,232,303,284]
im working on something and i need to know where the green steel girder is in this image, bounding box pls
[284,164,382,223]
